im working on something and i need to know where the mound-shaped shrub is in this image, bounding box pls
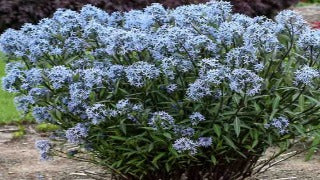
[1,1,320,179]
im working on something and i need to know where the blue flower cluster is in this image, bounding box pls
[265,116,290,135]
[294,66,320,87]
[1,0,318,159]
[35,140,52,160]
[65,123,89,144]
[173,136,212,154]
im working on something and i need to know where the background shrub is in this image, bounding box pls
[232,0,300,17]
[0,0,299,33]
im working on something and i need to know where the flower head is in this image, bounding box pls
[149,111,175,130]
[173,137,198,154]
[265,116,290,135]
[65,123,89,144]
[35,140,52,161]
[189,112,206,126]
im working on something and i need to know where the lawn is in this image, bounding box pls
[0,53,26,124]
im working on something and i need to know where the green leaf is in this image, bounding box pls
[210,155,217,165]
[234,117,241,137]
[110,136,127,141]
[152,152,166,168]
[299,95,304,111]
[223,135,238,150]
[305,95,320,106]
[56,110,62,120]
[272,94,281,110]
[306,135,320,161]
[213,124,221,137]
[148,143,154,152]
[232,95,241,105]
[292,124,306,137]
[269,108,278,121]
[163,132,172,139]
[120,119,127,135]
[165,162,171,172]
[253,102,261,112]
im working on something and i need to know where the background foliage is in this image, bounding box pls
[0,0,299,33]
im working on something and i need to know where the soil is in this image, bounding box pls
[292,5,320,23]
[0,125,106,180]
[255,146,320,180]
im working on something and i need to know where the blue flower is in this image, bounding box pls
[23,68,43,89]
[174,126,195,137]
[294,66,319,87]
[197,137,212,147]
[116,99,131,113]
[149,111,175,130]
[123,10,155,30]
[81,68,105,88]
[65,123,89,144]
[2,62,25,92]
[29,87,50,98]
[265,116,290,135]
[106,65,125,82]
[35,140,52,161]
[276,10,307,34]
[86,104,107,125]
[47,66,73,90]
[166,84,178,93]
[217,21,244,46]
[187,79,212,101]
[160,57,193,80]
[226,47,258,68]
[68,82,91,112]
[189,112,206,126]
[14,95,35,113]
[125,61,160,87]
[32,107,53,123]
[297,29,320,50]
[144,3,168,24]
[228,68,263,96]
[64,36,87,54]
[80,4,109,23]
[0,29,29,56]
[243,21,281,52]
[173,137,198,154]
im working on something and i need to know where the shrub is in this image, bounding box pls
[0,0,299,33]
[232,0,300,17]
[1,1,320,179]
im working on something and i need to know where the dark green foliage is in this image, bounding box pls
[232,0,300,18]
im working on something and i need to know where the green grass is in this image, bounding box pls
[296,2,320,7]
[0,53,32,124]
[35,123,60,132]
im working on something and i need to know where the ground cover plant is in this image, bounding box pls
[2,1,320,179]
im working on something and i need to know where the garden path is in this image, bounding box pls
[293,5,320,23]
[0,125,106,180]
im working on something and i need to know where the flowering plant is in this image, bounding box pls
[1,1,320,179]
